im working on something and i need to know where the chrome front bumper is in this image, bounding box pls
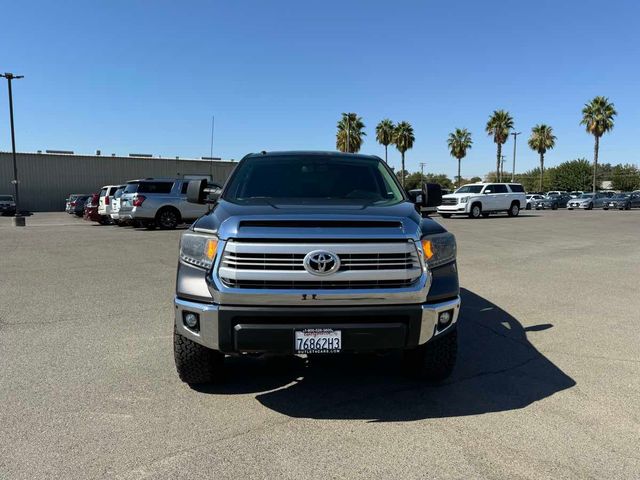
[436,204,468,213]
[174,295,461,351]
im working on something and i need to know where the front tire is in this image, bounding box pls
[468,204,482,219]
[174,328,224,384]
[404,330,457,382]
[507,202,520,217]
[552,203,558,210]
[587,203,593,210]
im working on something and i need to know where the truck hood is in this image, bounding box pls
[192,199,446,240]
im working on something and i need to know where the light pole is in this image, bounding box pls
[510,131,521,182]
[500,155,506,181]
[419,162,427,185]
[1,72,25,226]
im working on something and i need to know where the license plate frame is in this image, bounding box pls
[294,328,342,354]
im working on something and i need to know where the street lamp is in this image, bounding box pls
[511,131,522,182]
[1,72,25,226]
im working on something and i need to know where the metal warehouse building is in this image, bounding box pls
[0,151,236,212]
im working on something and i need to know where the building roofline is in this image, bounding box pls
[0,151,236,164]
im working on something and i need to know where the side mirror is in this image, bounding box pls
[187,180,222,204]
[187,179,208,204]
[422,183,443,208]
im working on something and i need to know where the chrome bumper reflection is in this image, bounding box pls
[419,296,461,344]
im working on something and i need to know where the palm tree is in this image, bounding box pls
[375,119,395,163]
[485,110,514,182]
[393,121,415,188]
[447,128,473,188]
[527,124,556,191]
[336,113,366,153]
[580,96,617,192]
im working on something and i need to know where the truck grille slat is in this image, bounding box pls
[221,279,416,289]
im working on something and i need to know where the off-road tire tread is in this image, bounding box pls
[405,330,457,382]
[174,328,223,384]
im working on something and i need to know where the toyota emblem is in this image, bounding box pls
[303,250,340,276]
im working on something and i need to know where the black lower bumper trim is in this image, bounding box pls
[234,322,407,354]
[218,305,423,354]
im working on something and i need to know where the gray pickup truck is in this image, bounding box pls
[173,151,460,384]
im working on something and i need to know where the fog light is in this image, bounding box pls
[183,312,200,330]
[438,310,453,328]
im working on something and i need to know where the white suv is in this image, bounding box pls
[98,185,123,218]
[437,183,527,219]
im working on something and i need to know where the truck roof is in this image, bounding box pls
[244,150,382,161]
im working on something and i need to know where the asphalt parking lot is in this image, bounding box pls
[1,210,639,479]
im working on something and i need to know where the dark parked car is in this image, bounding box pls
[603,192,640,210]
[0,194,17,216]
[534,193,570,210]
[70,195,90,216]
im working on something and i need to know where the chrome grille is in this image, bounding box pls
[441,198,457,206]
[222,251,418,271]
[218,240,422,290]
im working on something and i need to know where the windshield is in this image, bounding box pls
[222,155,405,205]
[581,194,594,198]
[114,188,124,199]
[0,195,13,201]
[613,194,629,199]
[455,185,484,194]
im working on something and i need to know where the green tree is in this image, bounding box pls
[611,164,640,191]
[547,159,592,192]
[527,124,557,191]
[402,172,454,191]
[393,121,415,188]
[403,172,425,190]
[447,128,473,188]
[336,113,366,153]
[375,119,395,164]
[580,96,617,192]
[469,176,482,183]
[485,110,514,182]
[424,173,455,190]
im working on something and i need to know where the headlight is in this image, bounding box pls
[420,232,457,269]
[180,232,218,270]
[459,196,469,203]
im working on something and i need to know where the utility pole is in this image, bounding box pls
[511,131,521,182]
[499,155,506,181]
[1,72,25,226]
[419,162,427,185]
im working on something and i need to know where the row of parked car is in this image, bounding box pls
[65,178,217,229]
[525,191,640,210]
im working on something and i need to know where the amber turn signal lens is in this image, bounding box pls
[421,239,434,260]
[205,239,218,260]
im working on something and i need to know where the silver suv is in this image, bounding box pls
[118,178,209,229]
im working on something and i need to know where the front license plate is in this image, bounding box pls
[294,329,341,354]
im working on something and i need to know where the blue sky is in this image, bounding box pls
[1,0,638,178]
